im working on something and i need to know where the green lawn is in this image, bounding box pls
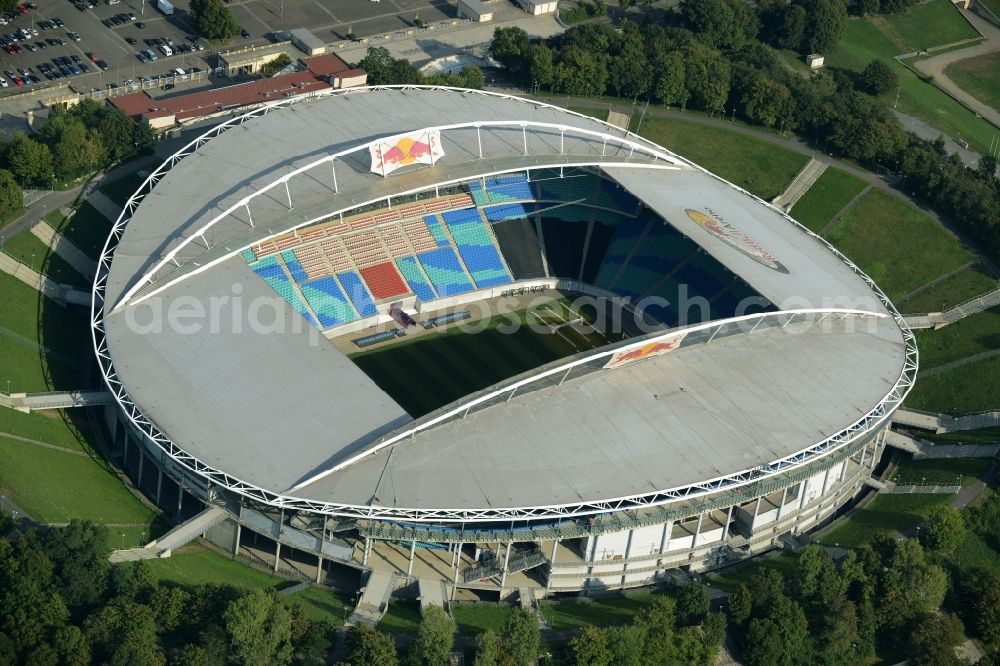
[1,230,89,288]
[0,408,94,453]
[47,201,114,260]
[0,435,158,524]
[897,265,997,313]
[632,116,810,200]
[568,105,609,122]
[287,586,351,626]
[149,546,287,589]
[814,494,954,548]
[828,19,995,153]
[945,51,1000,114]
[914,306,1000,369]
[0,274,92,393]
[905,353,1000,414]
[789,167,868,233]
[452,604,514,636]
[915,427,1000,445]
[705,552,801,593]
[379,599,422,635]
[950,530,1000,577]
[868,0,978,52]
[101,172,148,208]
[890,457,991,486]
[539,589,672,630]
[826,188,972,300]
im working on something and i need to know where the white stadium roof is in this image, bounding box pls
[97,87,914,520]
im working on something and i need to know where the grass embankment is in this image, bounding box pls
[898,265,997,313]
[789,167,867,233]
[945,51,1000,114]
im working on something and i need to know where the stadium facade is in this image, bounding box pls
[93,87,917,602]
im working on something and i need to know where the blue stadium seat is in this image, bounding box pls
[299,276,357,328]
[484,174,534,202]
[611,223,691,298]
[241,248,257,262]
[424,215,452,247]
[396,256,438,301]
[337,271,378,317]
[441,208,513,289]
[248,256,318,328]
[418,247,475,296]
[483,203,532,222]
[281,250,309,283]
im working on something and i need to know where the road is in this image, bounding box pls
[912,6,1000,129]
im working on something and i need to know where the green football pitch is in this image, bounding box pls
[350,298,621,417]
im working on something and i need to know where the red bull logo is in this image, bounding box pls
[685,208,789,274]
[604,335,686,369]
[370,130,445,176]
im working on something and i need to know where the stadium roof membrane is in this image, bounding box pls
[101,88,910,517]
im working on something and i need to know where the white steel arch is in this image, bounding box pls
[91,86,919,523]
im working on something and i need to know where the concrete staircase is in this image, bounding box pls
[776,159,828,210]
[109,506,227,563]
[904,285,1000,330]
[2,390,114,413]
[349,570,396,626]
[29,221,96,281]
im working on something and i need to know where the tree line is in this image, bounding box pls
[0,99,154,223]
[489,0,1000,259]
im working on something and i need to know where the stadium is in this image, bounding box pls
[92,86,917,610]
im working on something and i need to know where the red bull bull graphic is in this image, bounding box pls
[603,334,687,369]
[685,208,789,274]
[370,131,445,176]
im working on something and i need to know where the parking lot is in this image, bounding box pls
[0,0,472,100]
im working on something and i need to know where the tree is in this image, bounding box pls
[605,625,645,666]
[568,626,612,666]
[223,589,294,666]
[972,576,1000,649]
[801,0,848,54]
[907,613,964,666]
[53,625,90,666]
[5,133,53,187]
[654,52,688,106]
[728,584,752,625]
[741,75,794,127]
[53,121,105,181]
[861,59,897,95]
[345,623,398,666]
[677,583,710,626]
[85,598,165,666]
[490,27,530,73]
[526,43,555,90]
[0,169,22,221]
[189,0,241,40]
[778,4,807,51]
[473,628,511,666]
[920,506,965,553]
[410,605,455,666]
[552,47,609,97]
[679,0,757,51]
[501,608,540,666]
[637,595,675,663]
[685,53,731,112]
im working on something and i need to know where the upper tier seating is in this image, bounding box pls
[337,271,378,317]
[248,256,318,327]
[417,247,475,296]
[441,208,513,289]
[491,218,546,280]
[396,256,437,302]
[610,223,692,299]
[299,276,357,329]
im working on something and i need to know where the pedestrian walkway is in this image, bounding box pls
[418,577,448,613]
[87,190,124,223]
[109,505,227,562]
[817,185,871,237]
[776,158,827,210]
[0,251,90,306]
[350,570,396,625]
[29,221,96,280]
[902,284,1000,328]
[922,348,1000,377]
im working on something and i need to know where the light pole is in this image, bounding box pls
[121,532,126,549]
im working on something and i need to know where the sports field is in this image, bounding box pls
[350,297,617,417]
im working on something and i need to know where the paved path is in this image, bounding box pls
[892,110,982,168]
[87,190,124,224]
[922,348,1000,377]
[950,463,997,510]
[0,431,91,457]
[912,6,1000,129]
[29,222,96,280]
[0,252,66,301]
